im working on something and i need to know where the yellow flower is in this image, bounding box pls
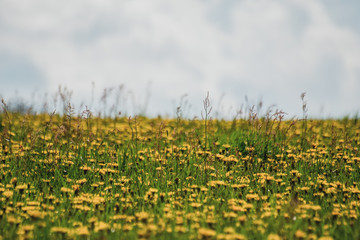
[232,234,247,240]
[198,228,216,238]
[267,233,282,240]
[222,144,231,150]
[60,187,74,194]
[295,230,307,239]
[318,237,333,240]
[10,177,17,185]
[238,215,247,223]
[2,190,13,198]
[175,226,187,233]
[135,211,150,222]
[51,227,69,235]
[94,221,110,232]
[17,225,34,235]
[224,227,235,234]
[27,210,45,219]
[74,226,89,236]
[15,184,27,192]
[190,202,202,208]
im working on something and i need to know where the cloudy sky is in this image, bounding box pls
[0,0,359,118]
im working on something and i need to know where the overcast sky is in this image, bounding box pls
[0,0,359,118]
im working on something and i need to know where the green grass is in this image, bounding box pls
[0,108,360,240]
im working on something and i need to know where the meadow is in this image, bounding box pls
[0,96,360,240]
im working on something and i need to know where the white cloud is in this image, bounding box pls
[0,0,359,117]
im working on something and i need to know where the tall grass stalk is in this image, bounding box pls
[300,92,308,152]
[201,92,212,182]
[1,99,12,155]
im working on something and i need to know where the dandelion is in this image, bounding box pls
[94,221,110,232]
[135,211,150,222]
[198,228,216,239]
[2,190,13,198]
[60,187,73,194]
[15,184,27,193]
[190,202,202,208]
[294,230,307,239]
[267,233,282,240]
[73,227,89,237]
[51,227,69,235]
[10,177,17,185]
[27,210,45,219]
[175,226,187,233]
[318,237,333,240]
[17,225,34,234]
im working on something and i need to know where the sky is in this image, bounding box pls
[0,0,360,119]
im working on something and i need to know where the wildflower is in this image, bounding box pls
[76,178,87,184]
[318,237,333,240]
[231,184,248,189]
[10,177,17,185]
[2,190,13,198]
[230,206,246,212]
[122,224,133,231]
[268,233,282,240]
[208,181,227,187]
[190,202,202,208]
[198,227,216,239]
[222,156,239,165]
[215,154,224,160]
[175,226,187,233]
[295,230,306,239]
[246,194,259,201]
[238,215,246,223]
[74,226,90,236]
[233,234,247,240]
[307,234,317,240]
[80,166,91,173]
[27,201,40,206]
[17,225,34,234]
[222,144,231,150]
[15,184,27,193]
[92,196,105,205]
[94,221,110,232]
[311,205,321,211]
[60,187,74,194]
[223,212,237,219]
[224,227,235,234]
[149,188,158,193]
[27,210,45,219]
[135,211,150,222]
[51,227,69,235]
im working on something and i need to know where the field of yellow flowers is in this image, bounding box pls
[0,107,360,239]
